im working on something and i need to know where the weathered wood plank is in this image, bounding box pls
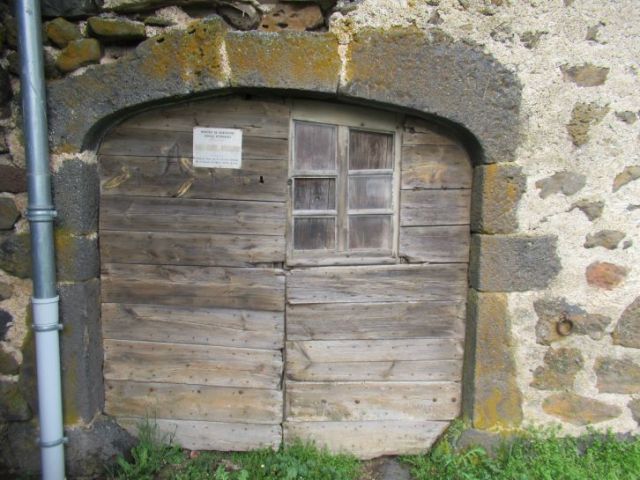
[104,339,282,389]
[105,380,283,424]
[286,301,465,340]
[286,382,461,421]
[400,189,471,226]
[286,358,462,382]
[99,155,287,202]
[100,231,285,267]
[399,225,470,263]
[286,338,463,363]
[284,420,448,459]
[102,304,284,349]
[119,417,282,451]
[100,196,285,235]
[401,145,471,189]
[286,264,467,304]
[123,97,290,138]
[402,117,458,145]
[100,128,288,159]
[102,264,285,311]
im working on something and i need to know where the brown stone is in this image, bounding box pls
[0,347,18,375]
[0,196,20,230]
[0,165,26,193]
[586,261,628,290]
[567,102,609,147]
[595,357,640,394]
[569,200,604,221]
[534,297,612,344]
[630,399,640,425]
[45,17,82,49]
[542,392,621,426]
[531,348,584,391]
[612,165,640,192]
[561,64,609,87]
[87,16,146,43]
[535,171,586,198]
[612,296,640,349]
[56,38,102,73]
[259,4,324,32]
[584,230,625,250]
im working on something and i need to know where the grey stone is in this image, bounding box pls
[65,415,136,478]
[52,159,100,234]
[567,102,609,147]
[612,165,640,192]
[0,380,31,421]
[570,199,604,221]
[340,28,522,164]
[55,232,99,281]
[470,235,561,292]
[0,309,11,340]
[561,63,609,87]
[0,166,25,193]
[531,347,584,391]
[584,230,625,250]
[612,296,640,349]
[536,171,586,198]
[374,457,412,480]
[58,279,104,423]
[0,281,12,301]
[471,163,526,234]
[0,197,19,230]
[45,17,82,49]
[534,297,612,344]
[615,111,637,124]
[456,429,503,455]
[42,0,100,18]
[595,357,640,394]
[0,231,31,278]
[219,4,261,31]
[144,15,175,27]
[586,22,604,42]
[630,399,640,425]
[0,420,40,476]
[542,392,621,426]
[88,16,147,43]
[623,240,633,249]
[520,30,545,49]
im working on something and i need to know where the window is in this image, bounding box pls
[288,101,402,265]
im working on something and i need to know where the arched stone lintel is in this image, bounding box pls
[46,17,522,164]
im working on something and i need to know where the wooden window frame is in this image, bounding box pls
[287,100,403,267]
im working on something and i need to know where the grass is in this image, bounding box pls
[109,419,640,480]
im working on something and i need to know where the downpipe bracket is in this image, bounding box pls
[39,437,68,449]
[26,206,58,222]
[32,296,62,332]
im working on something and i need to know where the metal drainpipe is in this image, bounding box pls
[15,1,66,479]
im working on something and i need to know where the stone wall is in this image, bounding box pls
[0,0,639,476]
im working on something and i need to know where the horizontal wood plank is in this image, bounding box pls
[284,420,448,459]
[100,230,285,267]
[119,417,282,451]
[105,380,283,424]
[102,304,284,349]
[100,196,285,235]
[99,156,287,202]
[400,189,471,226]
[401,144,471,189]
[286,338,463,363]
[100,128,288,159]
[102,264,285,311]
[104,339,283,389]
[286,301,465,341]
[286,381,461,421]
[399,225,470,263]
[287,264,467,304]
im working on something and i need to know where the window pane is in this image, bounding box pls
[349,130,393,170]
[294,178,336,211]
[294,217,335,250]
[349,215,392,249]
[349,175,392,210]
[294,122,336,171]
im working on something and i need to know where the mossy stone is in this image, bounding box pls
[45,17,82,49]
[56,38,102,73]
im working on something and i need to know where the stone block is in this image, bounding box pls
[219,4,261,31]
[0,379,31,421]
[42,0,99,18]
[53,158,100,235]
[584,230,625,250]
[0,420,40,476]
[55,230,99,282]
[45,17,82,49]
[567,102,609,147]
[0,197,20,230]
[542,392,621,426]
[0,165,26,193]
[88,17,147,43]
[595,357,640,394]
[58,279,104,424]
[612,165,640,192]
[570,200,604,221]
[56,38,102,73]
[469,234,561,292]
[534,297,611,344]
[586,261,627,290]
[560,63,609,87]
[531,347,583,390]
[464,290,523,430]
[613,296,640,349]
[226,31,340,93]
[341,27,522,164]
[0,230,31,278]
[535,171,586,198]
[471,163,525,234]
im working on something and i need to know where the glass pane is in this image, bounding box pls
[349,130,393,170]
[294,178,336,211]
[349,215,392,250]
[294,122,337,171]
[294,217,336,250]
[349,176,392,210]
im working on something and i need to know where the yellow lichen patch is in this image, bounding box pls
[52,143,81,155]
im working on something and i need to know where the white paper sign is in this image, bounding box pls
[193,127,242,169]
